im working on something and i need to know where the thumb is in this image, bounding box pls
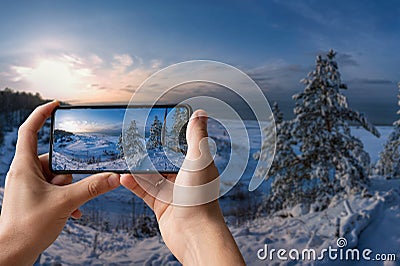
[179,109,216,175]
[174,110,220,206]
[186,109,209,160]
[63,172,120,210]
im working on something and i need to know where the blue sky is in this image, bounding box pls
[1,0,399,124]
[55,107,174,133]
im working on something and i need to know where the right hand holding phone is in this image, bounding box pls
[121,110,245,265]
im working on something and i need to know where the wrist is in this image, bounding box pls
[181,216,223,265]
[0,220,40,265]
[180,215,244,265]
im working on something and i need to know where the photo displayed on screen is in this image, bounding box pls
[51,106,189,172]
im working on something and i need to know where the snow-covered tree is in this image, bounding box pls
[146,115,163,150]
[291,49,379,202]
[168,107,188,154]
[118,120,147,167]
[256,50,380,213]
[255,102,307,212]
[375,82,400,179]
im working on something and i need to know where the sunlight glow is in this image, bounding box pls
[9,53,156,103]
[13,57,92,99]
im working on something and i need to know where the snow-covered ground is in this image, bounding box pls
[39,177,400,265]
[0,123,399,265]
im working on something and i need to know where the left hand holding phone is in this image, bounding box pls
[0,101,121,265]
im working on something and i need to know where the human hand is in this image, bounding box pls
[121,110,245,265]
[0,101,121,265]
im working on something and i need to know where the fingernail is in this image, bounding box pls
[108,173,120,188]
[195,110,208,124]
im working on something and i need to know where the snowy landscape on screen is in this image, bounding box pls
[52,131,128,171]
[51,107,190,172]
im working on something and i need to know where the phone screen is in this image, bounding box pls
[50,105,191,173]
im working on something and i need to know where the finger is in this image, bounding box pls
[186,109,209,159]
[39,153,73,184]
[174,109,220,205]
[70,209,82,219]
[39,154,54,180]
[62,172,120,211]
[16,100,59,156]
[51,174,73,185]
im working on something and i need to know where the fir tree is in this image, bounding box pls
[256,50,380,213]
[291,49,379,202]
[375,82,400,179]
[255,102,305,212]
[146,115,163,150]
[118,120,147,167]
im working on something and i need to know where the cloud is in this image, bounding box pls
[348,78,394,85]
[112,53,134,72]
[336,53,359,66]
[89,54,104,66]
[246,60,308,91]
[120,85,136,93]
[1,51,160,102]
[150,59,162,69]
[62,54,84,66]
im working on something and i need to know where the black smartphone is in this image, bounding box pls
[50,104,192,174]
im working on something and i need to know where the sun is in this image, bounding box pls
[30,59,79,92]
[58,120,78,133]
[13,56,91,99]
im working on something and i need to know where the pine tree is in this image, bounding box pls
[118,120,147,167]
[256,50,380,213]
[375,82,400,179]
[168,107,189,154]
[255,102,305,212]
[146,115,163,150]
[291,49,379,203]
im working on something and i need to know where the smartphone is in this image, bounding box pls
[50,105,192,174]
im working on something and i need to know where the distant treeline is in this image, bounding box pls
[0,88,50,144]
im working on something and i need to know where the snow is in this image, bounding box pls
[0,123,399,265]
[52,132,128,171]
[0,128,17,184]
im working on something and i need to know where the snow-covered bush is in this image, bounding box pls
[375,82,400,179]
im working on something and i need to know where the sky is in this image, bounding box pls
[0,0,399,124]
[55,108,126,133]
[55,107,175,133]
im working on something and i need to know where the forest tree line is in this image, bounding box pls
[0,88,49,144]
